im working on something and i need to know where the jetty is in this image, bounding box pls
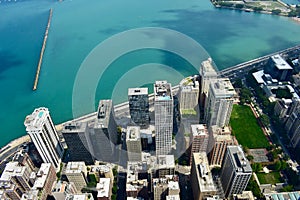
[33,8,53,91]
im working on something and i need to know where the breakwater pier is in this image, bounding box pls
[33,8,53,91]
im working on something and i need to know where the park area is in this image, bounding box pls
[230,104,270,149]
[256,171,283,184]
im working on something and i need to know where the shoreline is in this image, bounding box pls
[1,43,300,155]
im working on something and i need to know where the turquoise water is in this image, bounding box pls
[281,0,299,5]
[1,0,300,147]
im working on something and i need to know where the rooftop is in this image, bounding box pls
[179,76,199,90]
[65,162,86,174]
[193,152,216,193]
[126,126,141,141]
[154,81,172,101]
[210,78,236,97]
[228,146,252,173]
[24,107,49,131]
[128,88,148,96]
[0,162,27,182]
[271,55,293,70]
[191,124,209,137]
[65,194,92,200]
[62,122,87,133]
[157,155,175,169]
[95,100,113,129]
[264,191,300,200]
[33,163,52,189]
[97,178,111,198]
[200,58,218,76]
[166,195,180,200]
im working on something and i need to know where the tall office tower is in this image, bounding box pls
[178,76,200,112]
[126,126,142,162]
[65,162,87,192]
[199,58,218,109]
[0,162,32,199]
[189,124,209,166]
[24,107,64,169]
[191,152,217,200]
[220,146,252,198]
[204,78,236,128]
[90,100,118,162]
[154,81,173,156]
[209,126,237,167]
[62,122,94,165]
[128,88,150,128]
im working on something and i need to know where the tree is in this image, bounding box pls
[252,163,263,173]
[235,4,244,9]
[272,9,281,15]
[280,185,293,192]
[260,114,270,127]
[247,155,254,161]
[273,160,282,171]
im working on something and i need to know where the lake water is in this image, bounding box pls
[0,0,300,147]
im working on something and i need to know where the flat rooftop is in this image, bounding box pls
[210,78,236,97]
[179,76,199,90]
[128,88,148,96]
[157,155,175,169]
[33,163,52,189]
[62,122,87,133]
[154,81,172,101]
[228,146,252,173]
[97,178,111,198]
[95,100,113,128]
[65,162,86,174]
[193,152,216,193]
[200,58,218,76]
[191,124,209,137]
[271,55,293,70]
[126,126,141,141]
[24,107,49,130]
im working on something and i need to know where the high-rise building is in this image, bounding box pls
[199,58,218,109]
[128,88,150,128]
[24,108,64,169]
[191,152,217,200]
[90,100,118,162]
[189,124,209,165]
[31,163,56,200]
[65,162,87,192]
[154,81,173,156]
[284,99,300,148]
[126,126,142,162]
[209,126,237,167]
[62,122,94,165]
[220,146,252,198]
[178,76,200,112]
[0,162,32,200]
[204,78,236,128]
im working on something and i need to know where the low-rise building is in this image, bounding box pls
[51,181,77,200]
[97,178,111,200]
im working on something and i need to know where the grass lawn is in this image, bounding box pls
[230,104,270,148]
[256,172,283,184]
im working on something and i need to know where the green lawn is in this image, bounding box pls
[230,104,270,148]
[256,172,283,184]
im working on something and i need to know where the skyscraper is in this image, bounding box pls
[204,78,236,128]
[189,124,209,165]
[62,122,94,165]
[90,100,118,162]
[191,152,217,200]
[285,99,300,148]
[220,146,252,198]
[126,126,142,162]
[178,76,200,112]
[199,58,218,109]
[128,88,150,128]
[154,81,173,156]
[24,107,64,169]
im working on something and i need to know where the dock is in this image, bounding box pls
[33,8,53,91]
